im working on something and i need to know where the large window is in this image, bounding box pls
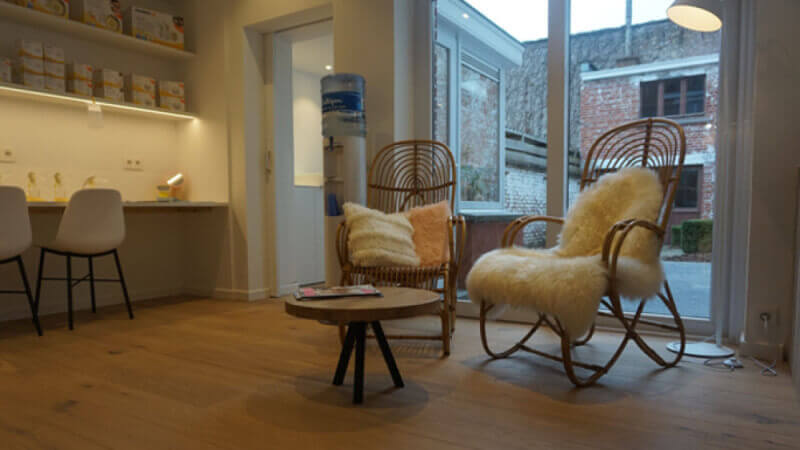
[641,75,706,118]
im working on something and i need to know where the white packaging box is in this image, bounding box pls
[17,56,44,75]
[158,80,184,99]
[69,79,92,96]
[159,95,185,112]
[71,0,123,33]
[43,44,65,64]
[67,62,93,82]
[45,76,66,93]
[95,85,123,102]
[0,58,12,83]
[130,90,156,107]
[126,73,156,95]
[124,6,184,50]
[15,0,70,19]
[44,61,65,78]
[16,40,43,59]
[18,72,45,89]
[67,62,93,96]
[94,68,123,90]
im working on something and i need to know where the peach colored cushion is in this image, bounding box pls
[406,201,451,267]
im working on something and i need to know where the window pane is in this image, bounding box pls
[686,75,706,115]
[640,81,659,117]
[675,166,699,208]
[663,78,682,116]
[569,3,720,320]
[459,63,500,203]
[433,44,450,146]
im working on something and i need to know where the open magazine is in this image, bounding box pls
[294,285,382,300]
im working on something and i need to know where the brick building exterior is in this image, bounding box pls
[501,19,721,246]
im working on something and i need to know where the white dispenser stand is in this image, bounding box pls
[321,73,367,287]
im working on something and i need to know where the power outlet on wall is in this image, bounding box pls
[758,309,779,340]
[0,148,16,163]
[123,156,144,171]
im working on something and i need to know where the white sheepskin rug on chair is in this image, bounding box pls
[466,167,665,338]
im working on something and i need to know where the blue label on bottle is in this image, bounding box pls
[322,91,363,113]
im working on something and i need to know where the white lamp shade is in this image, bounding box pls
[667,0,722,32]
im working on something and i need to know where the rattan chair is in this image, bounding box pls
[479,118,687,386]
[336,140,466,355]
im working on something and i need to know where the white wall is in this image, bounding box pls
[292,69,323,186]
[742,0,800,360]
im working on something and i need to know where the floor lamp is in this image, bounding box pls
[664,0,735,359]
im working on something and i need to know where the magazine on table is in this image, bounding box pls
[294,285,383,300]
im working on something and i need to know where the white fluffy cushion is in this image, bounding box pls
[344,202,421,267]
[466,168,664,337]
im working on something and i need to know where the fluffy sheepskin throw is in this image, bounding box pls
[344,202,420,267]
[466,167,664,338]
[406,200,451,267]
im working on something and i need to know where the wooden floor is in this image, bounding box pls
[0,297,797,450]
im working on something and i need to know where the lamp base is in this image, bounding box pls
[667,341,735,358]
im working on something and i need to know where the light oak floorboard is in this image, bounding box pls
[0,296,797,449]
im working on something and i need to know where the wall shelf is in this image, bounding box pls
[0,2,195,61]
[0,81,197,120]
[29,201,228,209]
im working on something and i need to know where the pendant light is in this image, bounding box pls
[667,0,722,32]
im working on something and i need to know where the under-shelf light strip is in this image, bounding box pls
[0,83,195,120]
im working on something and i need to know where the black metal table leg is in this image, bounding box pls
[371,321,404,388]
[333,324,357,386]
[353,322,366,404]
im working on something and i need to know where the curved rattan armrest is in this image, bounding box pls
[601,219,665,280]
[501,215,565,248]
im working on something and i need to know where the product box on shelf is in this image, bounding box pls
[124,6,184,50]
[126,73,155,94]
[67,62,93,96]
[15,0,69,19]
[71,0,123,33]
[0,58,12,84]
[45,76,65,92]
[17,56,44,75]
[129,90,155,107]
[94,85,123,102]
[159,95,185,112]
[93,68,122,89]
[43,44,65,64]
[16,40,43,59]
[158,80,184,99]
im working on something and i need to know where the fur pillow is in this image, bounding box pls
[405,201,451,267]
[344,203,420,267]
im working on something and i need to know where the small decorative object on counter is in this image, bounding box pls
[71,0,122,33]
[156,185,169,202]
[15,0,69,19]
[124,6,184,50]
[53,172,68,202]
[26,172,43,202]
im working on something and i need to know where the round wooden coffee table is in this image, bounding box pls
[285,287,440,404]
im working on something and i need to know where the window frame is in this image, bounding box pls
[640,74,707,118]
[673,165,703,212]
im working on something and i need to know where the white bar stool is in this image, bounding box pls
[0,186,43,335]
[34,188,134,330]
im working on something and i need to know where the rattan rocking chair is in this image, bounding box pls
[478,118,688,387]
[336,140,466,355]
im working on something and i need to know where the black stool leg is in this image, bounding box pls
[66,254,73,330]
[353,322,366,404]
[113,250,134,320]
[88,256,96,313]
[16,256,42,336]
[333,324,357,386]
[34,248,45,314]
[371,321,403,388]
